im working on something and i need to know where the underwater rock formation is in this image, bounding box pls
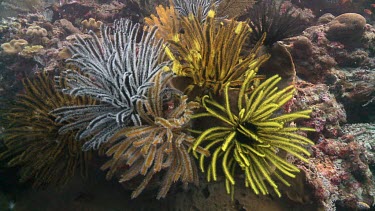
[292,81,347,139]
[326,13,367,48]
[298,134,375,211]
[0,0,45,18]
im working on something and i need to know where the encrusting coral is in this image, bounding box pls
[81,18,103,34]
[26,25,48,37]
[192,70,315,197]
[1,40,44,58]
[25,25,49,45]
[0,39,28,55]
[19,45,44,58]
[0,73,94,188]
[101,71,209,199]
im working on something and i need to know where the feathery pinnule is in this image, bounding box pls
[0,73,94,188]
[164,8,269,96]
[51,19,168,150]
[172,0,221,22]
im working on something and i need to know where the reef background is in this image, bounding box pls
[0,0,374,210]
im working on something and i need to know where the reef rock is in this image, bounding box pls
[317,13,335,25]
[326,13,366,48]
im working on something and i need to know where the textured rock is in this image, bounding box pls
[317,13,335,24]
[326,13,366,47]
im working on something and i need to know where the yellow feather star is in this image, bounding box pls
[192,70,315,197]
[147,6,269,96]
[144,5,181,42]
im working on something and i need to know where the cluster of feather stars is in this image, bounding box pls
[0,0,315,200]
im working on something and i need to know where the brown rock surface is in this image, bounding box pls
[326,13,366,47]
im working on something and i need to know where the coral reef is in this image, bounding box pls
[317,13,335,24]
[1,39,44,58]
[292,81,347,139]
[0,0,45,18]
[286,30,337,83]
[285,13,375,94]
[48,0,153,25]
[19,45,44,58]
[129,0,169,17]
[281,10,375,210]
[333,69,375,123]
[0,0,374,210]
[342,123,375,166]
[297,132,375,210]
[291,0,369,17]
[26,25,48,37]
[0,14,69,103]
[25,25,48,45]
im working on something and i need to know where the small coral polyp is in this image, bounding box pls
[81,18,103,33]
[192,70,315,197]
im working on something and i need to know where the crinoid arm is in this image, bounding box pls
[0,73,94,188]
[162,8,269,97]
[51,19,169,150]
[172,0,221,22]
[101,72,209,199]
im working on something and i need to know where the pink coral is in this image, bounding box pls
[297,137,374,210]
[293,81,346,139]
